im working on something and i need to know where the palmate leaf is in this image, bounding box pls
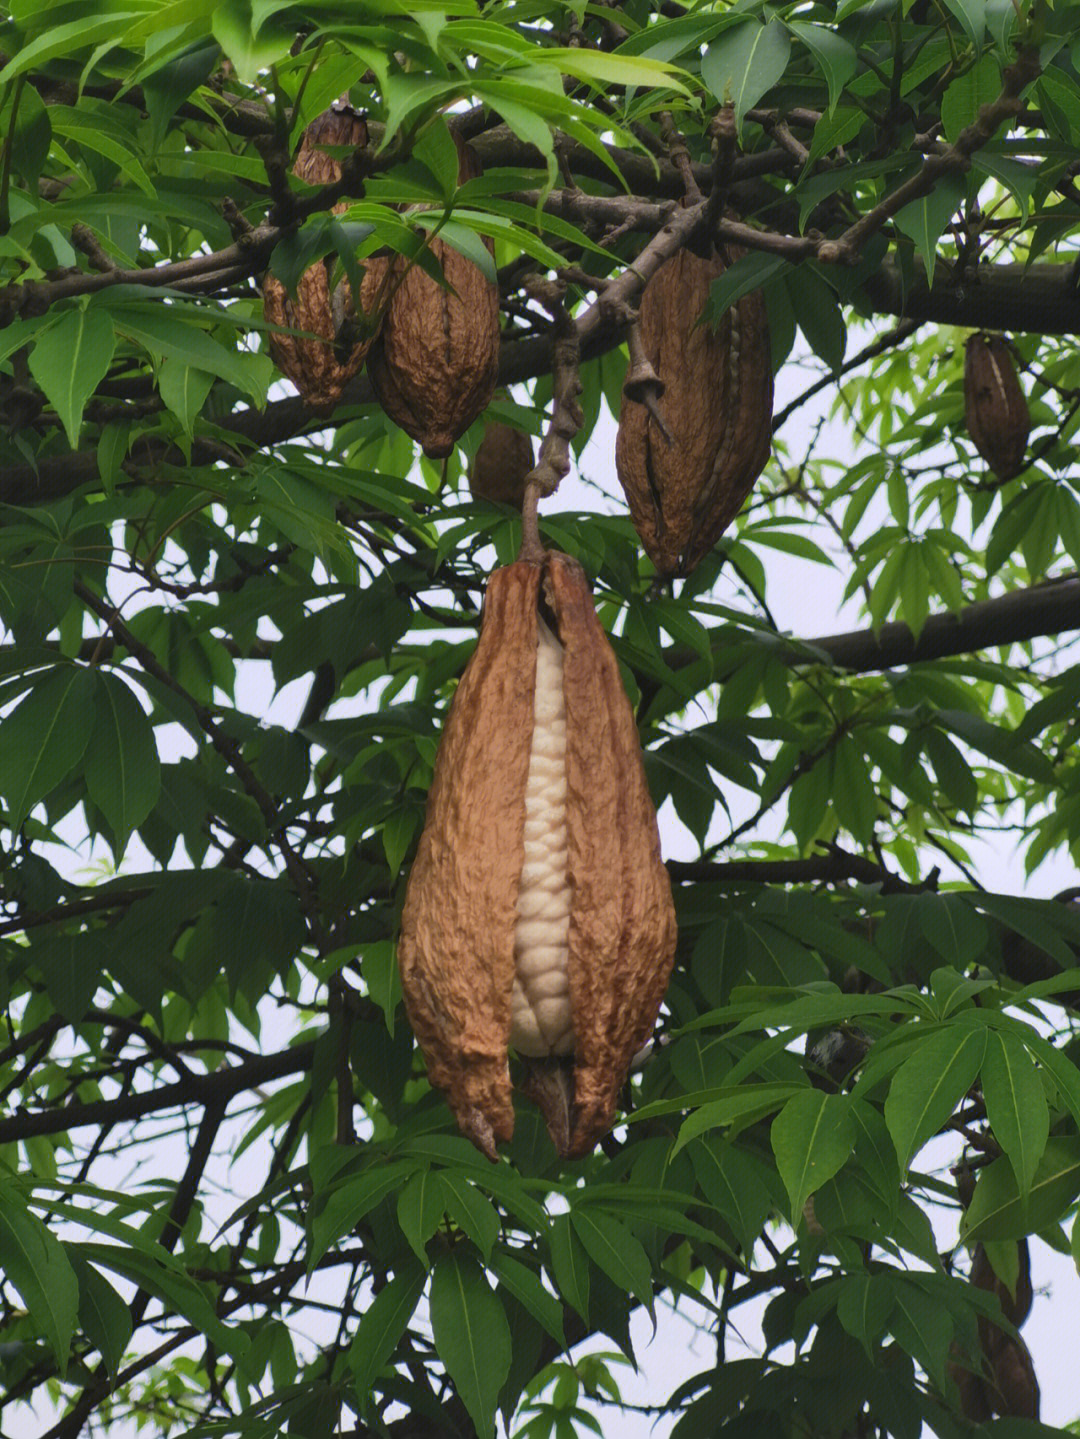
[0,1193,79,1374]
[883,1024,987,1172]
[27,305,116,448]
[771,1090,856,1222]
[429,1250,511,1439]
[83,670,161,854]
[0,664,97,829]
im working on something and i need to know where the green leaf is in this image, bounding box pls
[68,1251,132,1379]
[396,1170,447,1266]
[892,174,967,286]
[110,302,260,399]
[701,20,792,128]
[544,47,690,95]
[10,84,52,187]
[0,665,97,830]
[981,1029,1049,1194]
[492,1253,565,1346]
[441,1172,500,1261]
[549,1214,590,1321]
[362,940,400,1035]
[786,265,846,374]
[942,55,1003,141]
[84,671,161,855]
[29,928,106,1025]
[0,1194,80,1374]
[670,1084,806,1152]
[28,306,116,449]
[771,1091,856,1222]
[835,1272,895,1358]
[688,1137,773,1253]
[308,1162,415,1270]
[940,0,987,48]
[211,0,294,82]
[73,1240,248,1361]
[787,22,857,113]
[962,1137,1080,1241]
[570,1209,654,1312]
[157,359,214,438]
[883,1025,987,1172]
[347,1259,427,1401]
[429,1250,511,1439]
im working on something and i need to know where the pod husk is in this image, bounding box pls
[615,243,774,578]
[964,332,1030,481]
[262,106,385,416]
[468,420,535,508]
[398,551,677,1159]
[366,139,499,459]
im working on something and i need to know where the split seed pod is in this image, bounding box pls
[262,107,386,415]
[964,333,1030,481]
[615,241,774,578]
[398,551,677,1159]
[366,138,500,459]
[468,420,535,509]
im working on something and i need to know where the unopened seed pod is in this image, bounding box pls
[964,333,1030,481]
[262,106,386,415]
[398,551,677,1159]
[615,241,774,578]
[468,420,535,509]
[366,138,499,459]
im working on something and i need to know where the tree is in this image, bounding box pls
[2,0,1080,1434]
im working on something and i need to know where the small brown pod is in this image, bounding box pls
[366,138,499,459]
[615,242,774,578]
[398,551,677,1160]
[262,106,385,416]
[468,420,535,509]
[964,333,1030,481]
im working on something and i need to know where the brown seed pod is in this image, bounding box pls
[366,139,499,459]
[964,332,1030,481]
[615,242,774,578]
[468,420,535,509]
[262,106,386,416]
[398,551,677,1160]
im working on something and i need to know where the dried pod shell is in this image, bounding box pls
[615,242,774,578]
[468,420,535,509]
[964,332,1030,481]
[970,1239,1032,1328]
[262,107,384,416]
[367,234,500,459]
[366,138,499,459]
[398,551,677,1160]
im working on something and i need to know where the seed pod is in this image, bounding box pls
[262,106,385,416]
[971,1239,1032,1328]
[366,139,499,459]
[615,242,773,578]
[398,551,677,1160]
[964,333,1030,481]
[468,420,535,509]
[989,1334,1039,1419]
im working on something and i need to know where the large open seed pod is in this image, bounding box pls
[262,106,385,416]
[615,242,774,578]
[366,138,499,459]
[964,333,1030,481]
[398,551,677,1160]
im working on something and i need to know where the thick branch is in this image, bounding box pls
[789,575,1080,673]
[0,1041,316,1144]
[656,576,1080,677]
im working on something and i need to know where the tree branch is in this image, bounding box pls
[0,1041,316,1144]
